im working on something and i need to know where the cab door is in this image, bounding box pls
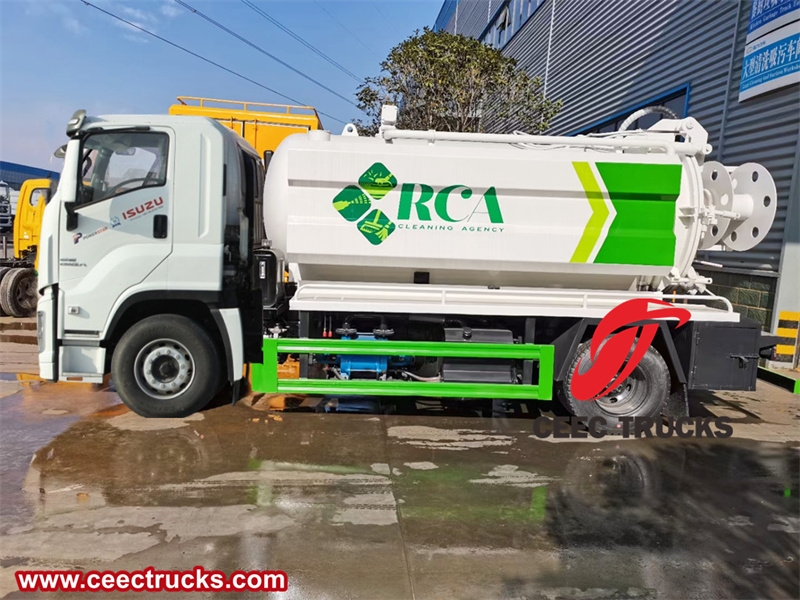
[57,129,173,335]
[15,178,54,262]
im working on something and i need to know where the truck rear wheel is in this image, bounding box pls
[0,268,37,317]
[0,267,12,316]
[558,339,669,434]
[111,314,222,418]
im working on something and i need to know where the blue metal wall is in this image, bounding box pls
[434,0,459,31]
[0,161,60,190]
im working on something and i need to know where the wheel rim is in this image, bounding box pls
[594,364,649,416]
[16,274,37,312]
[134,338,195,399]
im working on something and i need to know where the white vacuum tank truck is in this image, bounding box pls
[37,106,778,425]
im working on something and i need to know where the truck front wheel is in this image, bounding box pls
[558,339,670,434]
[111,314,222,418]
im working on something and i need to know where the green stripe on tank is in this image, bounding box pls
[593,163,682,266]
[570,162,609,263]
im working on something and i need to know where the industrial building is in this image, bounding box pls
[435,0,799,360]
[0,161,59,190]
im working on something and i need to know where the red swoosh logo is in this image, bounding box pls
[571,298,691,401]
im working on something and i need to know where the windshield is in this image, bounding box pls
[78,131,169,205]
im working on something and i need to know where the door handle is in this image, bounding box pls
[153,214,167,239]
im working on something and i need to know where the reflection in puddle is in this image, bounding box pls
[1,401,798,599]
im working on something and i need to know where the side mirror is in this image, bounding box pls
[65,202,78,232]
[54,145,67,159]
[66,110,86,137]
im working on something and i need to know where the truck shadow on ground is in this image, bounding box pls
[244,388,769,427]
[245,391,586,420]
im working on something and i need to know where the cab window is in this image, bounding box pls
[29,188,49,207]
[78,132,168,205]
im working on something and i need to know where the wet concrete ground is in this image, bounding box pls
[0,372,798,599]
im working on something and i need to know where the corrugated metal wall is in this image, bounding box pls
[495,0,550,87]
[442,0,799,278]
[452,0,489,36]
[703,2,799,273]
[544,0,736,136]
[442,1,517,36]
[434,0,459,31]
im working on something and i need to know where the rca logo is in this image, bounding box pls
[397,183,503,224]
[122,197,164,221]
[332,162,504,246]
[570,299,691,401]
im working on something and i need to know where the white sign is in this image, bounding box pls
[739,20,800,101]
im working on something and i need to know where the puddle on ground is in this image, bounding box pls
[1,386,798,599]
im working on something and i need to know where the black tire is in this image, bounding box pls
[558,338,670,434]
[0,268,37,317]
[0,267,12,316]
[111,314,223,418]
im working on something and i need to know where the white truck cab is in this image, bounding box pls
[38,111,264,416]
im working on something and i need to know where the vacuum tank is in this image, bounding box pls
[263,108,776,292]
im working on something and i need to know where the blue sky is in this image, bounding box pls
[0,0,442,169]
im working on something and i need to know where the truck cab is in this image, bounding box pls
[38,111,264,416]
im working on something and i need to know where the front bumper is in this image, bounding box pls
[37,288,56,381]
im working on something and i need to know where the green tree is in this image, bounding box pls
[354,28,562,135]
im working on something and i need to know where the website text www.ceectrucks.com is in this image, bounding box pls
[15,567,288,593]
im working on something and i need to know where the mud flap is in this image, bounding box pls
[231,379,242,405]
[663,382,689,418]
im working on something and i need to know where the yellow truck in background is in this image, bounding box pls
[14,178,53,265]
[0,96,324,317]
[168,96,322,164]
[0,179,55,317]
